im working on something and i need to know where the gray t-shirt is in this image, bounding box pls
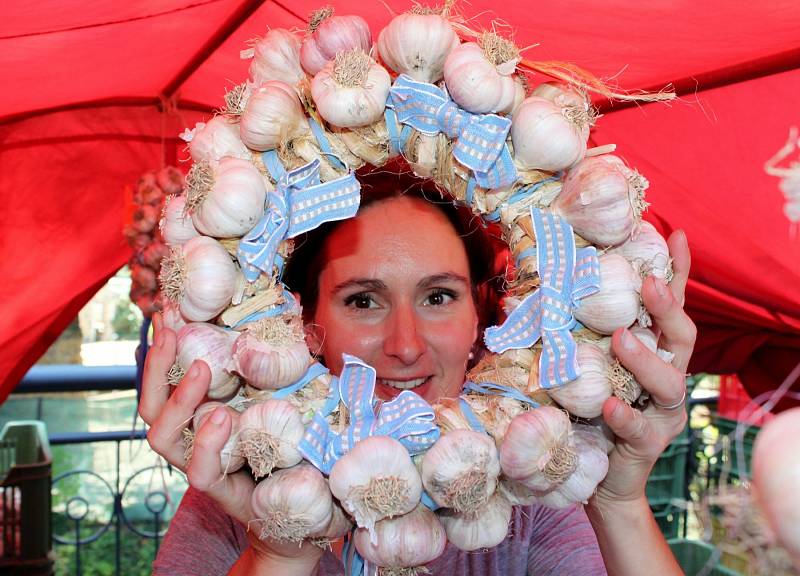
[153,487,607,575]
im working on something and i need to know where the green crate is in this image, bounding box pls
[0,421,54,576]
[668,539,740,576]
[709,415,759,483]
[652,502,684,540]
[646,436,691,505]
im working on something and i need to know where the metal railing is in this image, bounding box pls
[17,364,186,576]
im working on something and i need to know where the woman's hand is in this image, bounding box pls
[138,315,324,574]
[593,229,696,508]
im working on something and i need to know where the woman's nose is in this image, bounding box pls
[383,304,426,364]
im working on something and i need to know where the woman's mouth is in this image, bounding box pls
[377,377,429,390]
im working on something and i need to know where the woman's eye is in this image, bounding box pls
[344,293,376,309]
[425,289,455,306]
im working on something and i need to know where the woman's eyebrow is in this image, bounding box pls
[331,278,388,294]
[417,273,470,289]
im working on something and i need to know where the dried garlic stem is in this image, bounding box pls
[241,430,281,479]
[184,161,214,214]
[479,32,519,67]
[248,316,304,345]
[223,82,248,118]
[309,6,333,32]
[446,468,490,514]
[350,476,410,518]
[182,428,195,463]
[609,360,640,405]
[257,509,312,543]
[381,567,430,576]
[543,444,578,484]
[627,170,650,220]
[333,49,371,87]
[159,250,186,303]
[167,363,186,386]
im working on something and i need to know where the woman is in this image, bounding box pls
[141,171,695,575]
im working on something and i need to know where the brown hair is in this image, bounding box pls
[281,163,507,337]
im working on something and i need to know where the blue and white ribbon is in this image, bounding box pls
[463,381,540,407]
[387,75,518,189]
[484,208,601,388]
[299,354,440,475]
[237,159,361,282]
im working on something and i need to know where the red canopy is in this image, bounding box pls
[2,1,799,406]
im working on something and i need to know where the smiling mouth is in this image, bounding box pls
[377,377,429,390]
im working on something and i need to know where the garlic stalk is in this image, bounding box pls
[311,48,392,128]
[573,253,643,335]
[377,10,460,83]
[159,235,238,322]
[230,314,311,390]
[184,157,267,238]
[421,429,500,514]
[354,504,447,571]
[499,406,576,492]
[239,399,305,479]
[175,323,241,400]
[438,491,512,552]
[329,436,422,541]
[250,463,333,543]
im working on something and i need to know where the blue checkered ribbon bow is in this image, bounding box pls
[484,208,601,388]
[237,159,361,282]
[298,354,440,475]
[387,75,518,189]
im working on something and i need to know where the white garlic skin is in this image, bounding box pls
[443,42,519,114]
[311,54,392,128]
[573,253,642,335]
[250,463,333,542]
[377,12,460,83]
[239,399,305,476]
[531,82,588,108]
[183,116,250,163]
[499,406,574,492]
[248,28,306,87]
[511,96,589,172]
[497,476,538,506]
[609,220,671,280]
[547,342,612,419]
[160,194,199,247]
[438,491,512,552]
[421,429,501,512]
[163,236,237,322]
[329,436,422,536]
[193,401,245,472]
[176,323,240,400]
[554,155,640,247]
[230,332,311,390]
[354,504,447,569]
[190,157,267,238]
[533,427,609,509]
[239,81,309,151]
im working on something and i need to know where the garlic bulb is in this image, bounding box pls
[547,342,612,419]
[533,427,609,508]
[300,7,372,76]
[443,34,520,114]
[251,463,333,543]
[460,393,532,444]
[499,406,576,492]
[160,298,186,332]
[421,429,501,514]
[329,436,422,539]
[239,399,305,479]
[609,220,672,280]
[142,241,169,269]
[318,497,353,542]
[230,314,311,389]
[531,82,589,109]
[190,402,245,473]
[159,236,238,322]
[554,154,650,247]
[184,157,267,238]
[239,81,309,151]
[438,491,512,552]
[176,323,241,400]
[355,503,446,569]
[497,476,538,506]
[160,194,200,247]
[511,96,590,171]
[246,28,306,87]
[377,11,459,83]
[311,48,391,128]
[573,253,642,335]
[157,166,184,195]
[180,116,250,163]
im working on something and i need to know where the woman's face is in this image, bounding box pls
[306,195,479,404]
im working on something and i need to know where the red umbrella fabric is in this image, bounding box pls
[1,0,799,405]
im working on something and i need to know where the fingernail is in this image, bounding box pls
[188,361,200,379]
[211,407,226,425]
[621,328,637,351]
[653,277,667,298]
[611,399,624,419]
